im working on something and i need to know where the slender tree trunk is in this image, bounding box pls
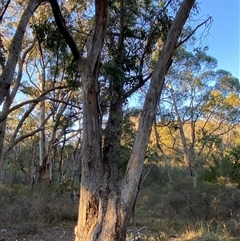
[29,139,37,187]
[38,43,47,180]
[169,83,193,176]
[0,119,7,185]
[38,98,47,181]
[74,0,195,240]
[39,100,45,167]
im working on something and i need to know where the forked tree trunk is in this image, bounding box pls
[74,0,195,240]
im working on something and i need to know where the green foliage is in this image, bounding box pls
[201,145,240,188]
[31,21,67,53]
[65,60,81,90]
[158,46,240,179]
[102,0,176,98]
[19,86,36,97]
[225,146,240,187]
[30,19,81,90]
[159,13,173,41]
[57,177,74,193]
[119,145,131,174]
[197,131,222,150]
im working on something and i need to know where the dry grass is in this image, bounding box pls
[0,184,78,229]
[129,169,240,241]
[1,168,240,241]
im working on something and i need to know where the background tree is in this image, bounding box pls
[155,47,240,183]
[0,1,83,185]
[0,0,44,185]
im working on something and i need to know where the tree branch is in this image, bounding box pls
[0,0,10,22]
[0,0,43,105]
[0,86,67,123]
[176,16,212,47]
[49,0,80,61]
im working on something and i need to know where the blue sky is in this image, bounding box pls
[198,0,239,79]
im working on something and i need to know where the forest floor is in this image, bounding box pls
[1,169,240,241]
[0,224,75,241]
[0,224,230,241]
[1,223,240,241]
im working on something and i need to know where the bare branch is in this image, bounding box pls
[177,16,212,47]
[0,86,67,122]
[0,0,10,22]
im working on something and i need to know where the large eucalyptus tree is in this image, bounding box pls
[0,0,208,239]
[48,0,198,240]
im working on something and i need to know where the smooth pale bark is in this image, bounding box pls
[0,0,43,105]
[120,0,196,231]
[39,83,46,168]
[75,0,195,240]
[38,57,47,181]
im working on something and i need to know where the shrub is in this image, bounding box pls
[0,184,78,228]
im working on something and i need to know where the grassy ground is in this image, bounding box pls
[127,167,240,241]
[127,181,240,240]
[1,169,240,240]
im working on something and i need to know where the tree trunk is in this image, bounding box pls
[0,119,7,185]
[0,0,42,105]
[169,82,193,176]
[39,100,46,167]
[74,0,195,240]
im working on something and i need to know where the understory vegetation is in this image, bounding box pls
[1,165,240,241]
